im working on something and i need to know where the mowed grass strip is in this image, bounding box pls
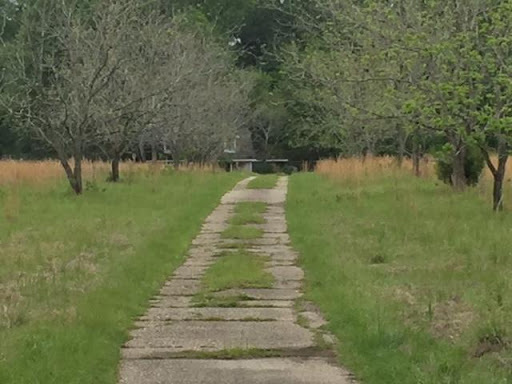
[221,225,263,240]
[0,171,241,384]
[230,202,266,225]
[287,172,512,384]
[234,201,267,214]
[229,213,265,225]
[247,174,279,189]
[201,249,273,292]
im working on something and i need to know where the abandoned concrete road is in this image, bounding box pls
[119,177,356,384]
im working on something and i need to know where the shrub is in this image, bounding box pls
[435,143,484,186]
[283,165,297,175]
[253,162,275,174]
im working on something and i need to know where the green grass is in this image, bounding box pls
[229,213,265,225]
[234,201,267,215]
[230,202,266,225]
[173,348,283,359]
[0,171,242,384]
[287,172,512,383]
[247,174,279,189]
[192,293,252,308]
[221,225,263,239]
[200,249,273,292]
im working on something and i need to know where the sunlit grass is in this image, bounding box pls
[200,249,273,292]
[221,225,263,240]
[288,171,512,384]
[234,202,267,214]
[229,212,265,225]
[0,171,242,383]
[247,174,279,189]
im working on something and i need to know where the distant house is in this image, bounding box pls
[223,132,288,173]
[228,158,289,173]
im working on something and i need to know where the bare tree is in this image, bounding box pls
[11,0,140,193]
[93,12,170,181]
[152,31,252,165]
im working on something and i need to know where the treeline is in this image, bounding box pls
[2,1,512,209]
[278,0,512,210]
[0,0,255,193]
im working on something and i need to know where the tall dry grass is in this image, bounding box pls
[316,156,512,207]
[316,156,435,182]
[0,160,220,187]
[0,160,107,187]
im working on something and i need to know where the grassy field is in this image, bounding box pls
[287,166,512,383]
[0,169,241,384]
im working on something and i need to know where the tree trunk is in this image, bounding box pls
[451,144,467,191]
[493,171,505,211]
[59,158,81,195]
[412,152,421,177]
[111,155,120,182]
[139,138,146,162]
[396,151,404,168]
[73,152,83,195]
[396,126,407,169]
[494,145,508,211]
[483,140,509,211]
[151,141,157,163]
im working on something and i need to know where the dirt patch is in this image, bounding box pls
[473,333,507,358]
[109,233,132,248]
[65,251,98,274]
[392,286,417,306]
[389,287,475,342]
[430,296,475,341]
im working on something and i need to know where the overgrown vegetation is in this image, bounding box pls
[229,211,265,226]
[221,225,263,240]
[0,171,241,383]
[247,175,279,189]
[234,202,267,215]
[288,170,512,383]
[200,249,273,292]
[193,201,270,308]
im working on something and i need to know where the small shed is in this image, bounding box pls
[228,159,289,173]
[229,159,258,172]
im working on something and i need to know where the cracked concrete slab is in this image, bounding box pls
[149,296,192,308]
[300,311,327,329]
[160,280,201,296]
[140,307,295,322]
[120,358,353,384]
[125,321,315,351]
[221,189,287,205]
[238,300,295,308]
[172,266,209,279]
[213,288,303,301]
[267,266,304,281]
[273,280,302,290]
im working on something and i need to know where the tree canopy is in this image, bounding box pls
[3,0,512,207]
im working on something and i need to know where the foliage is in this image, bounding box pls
[435,144,485,187]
